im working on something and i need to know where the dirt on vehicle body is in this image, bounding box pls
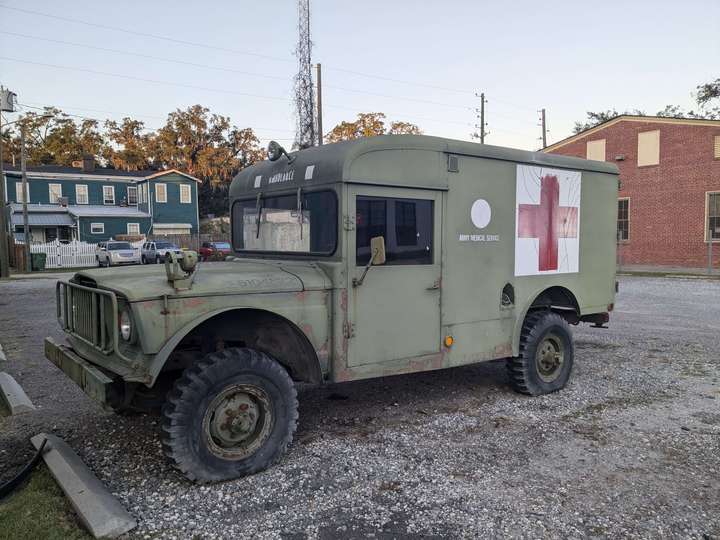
[44,135,618,482]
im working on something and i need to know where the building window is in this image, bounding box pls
[586,139,606,161]
[75,184,88,204]
[155,183,167,203]
[356,196,434,266]
[637,130,660,166]
[137,184,144,204]
[127,186,138,205]
[103,185,115,205]
[180,184,191,204]
[127,223,140,235]
[90,223,105,235]
[617,199,629,242]
[48,183,62,203]
[714,135,720,159]
[15,182,28,203]
[708,192,720,241]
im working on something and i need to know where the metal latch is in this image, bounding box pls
[343,321,355,339]
[343,214,355,231]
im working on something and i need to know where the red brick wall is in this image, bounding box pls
[546,119,720,268]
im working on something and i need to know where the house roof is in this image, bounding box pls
[2,165,201,183]
[144,169,203,183]
[10,212,74,227]
[8,202,150,219]
[543,115,720,152]
[66,205,150,218]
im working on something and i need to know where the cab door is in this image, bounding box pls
[347,185,443,367]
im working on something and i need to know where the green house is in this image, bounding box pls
[2,163,200,242]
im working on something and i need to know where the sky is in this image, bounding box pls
[0,0,718,151]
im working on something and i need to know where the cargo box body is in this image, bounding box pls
[231,135,618,383]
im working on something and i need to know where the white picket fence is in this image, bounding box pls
[28,240,145,269]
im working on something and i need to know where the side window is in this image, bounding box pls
[356,196,433,266]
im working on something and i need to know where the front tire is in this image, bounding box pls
[506,311,574,396]
[161,348,298,483]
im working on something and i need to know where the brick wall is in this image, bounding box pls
[546,118,720,268]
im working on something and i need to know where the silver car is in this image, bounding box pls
[140,241,183,264]
[96,241,141,267]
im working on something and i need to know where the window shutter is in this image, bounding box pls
[714,135,720,159]
[637,130,660,166]
[586,139,606,161]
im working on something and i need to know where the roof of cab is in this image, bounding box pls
[230,134,618,198]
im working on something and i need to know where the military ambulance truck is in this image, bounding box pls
[44,135,618,482]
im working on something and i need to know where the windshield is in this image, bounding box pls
[232,190,337,255]
[108,242,133,250]
[155,242,177,249]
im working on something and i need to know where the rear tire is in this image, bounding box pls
[506,311,574,396]
[161,347,298,483]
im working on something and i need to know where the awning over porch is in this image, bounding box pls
[10,212,74,227]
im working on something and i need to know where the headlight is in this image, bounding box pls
[120,308,133,342]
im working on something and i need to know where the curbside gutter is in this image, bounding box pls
[31,433,137,539]
[0,372,36,414]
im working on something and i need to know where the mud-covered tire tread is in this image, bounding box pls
[506,310,574,396]
[160,347,298,483]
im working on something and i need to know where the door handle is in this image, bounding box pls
[426,279,441,290]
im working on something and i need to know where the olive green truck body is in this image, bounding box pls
[45,135,618,481]
[46,135,617,402]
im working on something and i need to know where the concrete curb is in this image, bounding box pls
[31,433,137,539]
[0,372,36,414]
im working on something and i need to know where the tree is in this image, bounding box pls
[325,112,422,142]
[573,77,720,133]
[105,118,153,171]
[151,105,263,184]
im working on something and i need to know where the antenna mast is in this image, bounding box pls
[295,0,315,148]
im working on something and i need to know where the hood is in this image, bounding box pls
[73,259,332,301]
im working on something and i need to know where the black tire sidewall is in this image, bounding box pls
[164,349,297,482]
[522,314,574,393]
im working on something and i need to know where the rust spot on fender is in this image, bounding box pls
[181,297,207,308]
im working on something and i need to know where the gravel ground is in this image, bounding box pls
[0,275,718,538]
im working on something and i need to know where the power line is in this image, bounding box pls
[0,30,292,83]
[1,31,477,111]
[17,101,297,134]
[0,3,476,96]
[0,56,293,103]
[0,4,294,64]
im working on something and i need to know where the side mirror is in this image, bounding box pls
[369,236,386,265]
[353,236,386,287]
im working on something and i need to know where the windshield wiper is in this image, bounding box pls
[255,192,263,239]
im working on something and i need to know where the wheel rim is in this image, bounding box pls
[202,384,273,460]
[535,333,565,382]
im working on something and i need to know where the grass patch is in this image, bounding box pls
[0,465,89,540]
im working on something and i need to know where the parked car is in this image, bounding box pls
[141,241,183,264]
[96,241,141,267]
[198,241,232,261]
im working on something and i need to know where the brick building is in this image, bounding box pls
[544,115,720,270]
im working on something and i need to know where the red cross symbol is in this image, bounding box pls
[518,174,578,271]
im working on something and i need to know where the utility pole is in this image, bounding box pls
[315,63,323,145]
[472,92,488,143]
[20,128,30,273]
[540,108,547,149]
[0,86,17,278]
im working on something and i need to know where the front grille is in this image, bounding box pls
[57,281,118,354]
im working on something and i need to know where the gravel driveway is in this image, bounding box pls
[1,275,718,538]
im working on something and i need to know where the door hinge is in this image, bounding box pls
[343,214,355,231]
[343,321,355,339]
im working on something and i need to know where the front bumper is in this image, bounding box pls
[44,336,114,406]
